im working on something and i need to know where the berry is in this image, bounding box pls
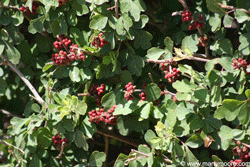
[91,33,107,49]
[181,10,192,22]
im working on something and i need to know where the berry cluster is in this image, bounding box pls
[91,33,108,49]
[189,14,204,30]
[88,106,117,125]
[51,35,86,65]
[230,141,250,167]
[139,83,147,101]
[59,0,67,6]
[232,58,248,70]
[198,36,207,47]
[124,82,135,101]
[19,1,39,15]
[52,134,68,146]
[89,84,106,106]
[161,60,180,84]
[181,10,192,22]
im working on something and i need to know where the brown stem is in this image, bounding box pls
[96,129,139,148]
[78,93,91,96]
[0,139,25,155]
[1,55,44,105]
[217,3,250,14]
[115,0,119,19]
[0,3,18,10]
[69,46,95,56]
[1,109,19,117]
[56,142,65,159]
[57,35,70,54]
[146,55,210,64]
[148,73,154,83]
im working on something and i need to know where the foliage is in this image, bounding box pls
[1,0,250,166]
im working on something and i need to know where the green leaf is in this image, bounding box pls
[71,1,89,16]
[28,16,45,34]
[181,34,199,54]
[90,15,108,30]
[239,34,250,55]
[67,10,78,26]
[145,83,161,101]
[141,103,151,119]
[3,41,21,65]
[75,101,87,115]
[81,116,96,138]
[134,30,153,49]
[79,68,92,83]
[113,100,137,115]
[101,91,116,109]
[209,14,221,32]
[164,37,174,52]
[145,47,165,60]
[237,0,250,10]
[133,14,149,29]
[236,71,246,94]
[223,14,234,28]
[186,134,203,148]
[0,40,4,55]
[29,154,42,167]
[86,0,108,5]
[120,70,133,84]
[184,145,199,164]
[218,125,233,150]
[126,53,144,76]
[43,63,54,72]
[37,128,53,149]
[214,99,244,121]
[69,67,80,82]
[62,119,76,132]
[235,9,249,23]
[206,0,226,17]
[70,28,90,47]
[172,79,198,93]
[116,17,126,35]
[245,89,250,100]
[74,129,88,150]
[122,14,133,30]
[89,151,106,167]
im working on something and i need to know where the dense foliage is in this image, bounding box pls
[1,0,250,166]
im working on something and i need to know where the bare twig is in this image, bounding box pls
[96,129,139,148]
[146,55,210,64]
[8,150,21,167]
[1,109,19,118]
[115,0,119,19]
[56,142,65,159]
[217,3,250,14]
[69,46,95,56]
[148,73,154,83]
[0,55,44,105]
[0,3,18,10]
[78,93,91,96]
[0,139,25,155]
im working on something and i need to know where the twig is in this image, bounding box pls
[115,0,119,19]
[104,136,109,167]
[1,109,19,117]
[146,55,210,64]
[217,3,250,15]
[56,142,65,159]
[148,73,154,83]
[0,3,18,10]
[78,93,91,96]
[0,139,25,155]
[69,46,95,56]
[8,150,21,167]
[178,0,188,10]
[96,129,139,148]
[0,55,44,105]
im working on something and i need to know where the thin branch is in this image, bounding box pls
[148,73,154,83]
[8,150,21,167]
[0,139,25,155]
[0,3,18,10]
[104,136,109,167]
[0,55,44,105]
[69,46,95,56]
[78,93,91,96]
[217,3,250,14]
[146,55,210,64]
[115,0,119,19]
[56,142,65,159]
[96,129,139,148]
[1,109,19,117]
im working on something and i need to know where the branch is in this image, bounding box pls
[1,109,19,118]
[96,129,139,148]
[115,0,119,19]
[0,139,25,155]
[217,3,250,14]
[69,46,95,56]
[146,55,210,64]
[0,55,45,105]
[0,3,18,10]
[56,142,65,159]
